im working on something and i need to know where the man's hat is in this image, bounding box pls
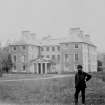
[77,65,83,69]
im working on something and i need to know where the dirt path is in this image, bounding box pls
[0,74,73,82]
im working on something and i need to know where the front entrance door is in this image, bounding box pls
[36,63,48,74]
[38,63,41,74]
[43,63,45,74]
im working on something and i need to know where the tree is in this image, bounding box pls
[6,54,13,72]
[0,47,13,74]
[97,60,103,72]
[98,60,102,66]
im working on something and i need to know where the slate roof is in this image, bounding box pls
[8,28,96,47]
[9,37,41,46]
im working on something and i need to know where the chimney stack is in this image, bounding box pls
[69,27,84,39]
[70,27,81,34]
[21,30,30,41]
[85,34,90,41]
[30,33,36,40]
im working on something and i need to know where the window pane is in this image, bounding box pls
[21,55,25,63]
[41,55,44,58]
[41,47,44,51]
[52,55,55,59]
[23,65,26,71]
[65,54,68,60]
[57,46,60,51]
[13,47,16,50]
[46,55,49,58]
[52,47,55,51]
[75,53,78,61]
[14,55,16,62]
[46,47,49,51]
[75,44,78,48]
[14,65,16,70]
[65,43,69,46]
[23,46,25,50]
[58,55,60,61]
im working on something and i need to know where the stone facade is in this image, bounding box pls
[8,28,97,74]
[9,44,39,73]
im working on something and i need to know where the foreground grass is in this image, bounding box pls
[91,71,105,81]
[0,74,104,105]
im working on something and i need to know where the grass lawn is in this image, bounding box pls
[0,74,104,105]
[91,71,105,80]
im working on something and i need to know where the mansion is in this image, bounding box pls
[8,28,97,74]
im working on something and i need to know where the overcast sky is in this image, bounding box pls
[0,0,105,52]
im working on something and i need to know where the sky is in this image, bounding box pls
[0,0,105,52]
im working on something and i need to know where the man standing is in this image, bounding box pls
[74,65,92,105]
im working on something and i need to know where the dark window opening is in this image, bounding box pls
[52,47,55,51]
[14,55,16,62]
[23,65,26,71]
[13,47,16,50]
[23,46,26,50]
[46,55,49,58]
[41,47,44,51]
[46,47,49,51]
[14,65,16,70]
[57,46,60,51]
[75,44,78,48]
[58,55,60,61]
[52,55,55,60]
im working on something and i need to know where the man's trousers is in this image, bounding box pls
[74,87,85,104]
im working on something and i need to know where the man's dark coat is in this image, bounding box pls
[75,71,92,88]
